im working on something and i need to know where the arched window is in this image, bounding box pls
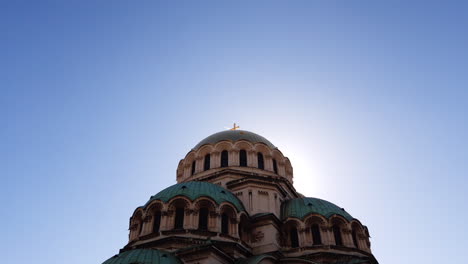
[198,208,209,230]
[191,161,196,175]
[239,150,247,167]
[221,150,228,167]
[333,225,343,246]
[311,224,322,245]
[290,227,299,248]
[273,159,278,174]
[352,228,359,248]
[221,213,229,234]
[257,152,264,170]
[204,154,210,171]
[174,207,185,229]
[153,211,161,233]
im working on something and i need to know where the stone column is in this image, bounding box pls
[342,228,353,247]
[299,227,307,247]
[183,209,192,229]
[183,163,191,179]
[230,150,239,166]
[129,224,136,241]
[211,211,221,233]
[280,161,287,177]
[207,211,214,232]
[211,151,220,168]
[142,215,152,235]
[231,218,239,238]
[304,227,312,245]
[161,210,172,231]
[192,209,199,229]
[322,226,332,245]
[247,150,256,167]
[358,234,367,251]
[264,154,273,172]
[195,157,203,173]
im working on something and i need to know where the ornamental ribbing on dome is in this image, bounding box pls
[193,130,276,150]
[281,197,354,221]
[144,181,245,212]
[102,249,182,264]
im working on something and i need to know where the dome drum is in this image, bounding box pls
[177,131,293,184]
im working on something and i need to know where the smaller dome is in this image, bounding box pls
[193,130,276,149]
[281,197,354,221]
[145,181,245,212]
[102,249,181,264]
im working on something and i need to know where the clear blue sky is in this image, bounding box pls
[2,1,467,263]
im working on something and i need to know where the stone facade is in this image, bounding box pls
[106,130,378,264]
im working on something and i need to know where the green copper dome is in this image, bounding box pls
[145,181,245,212]
[102,249,182,264]
[281,197,354,221]
[193,130,276,149]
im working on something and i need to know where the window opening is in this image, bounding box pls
[239,150,247,167]
[204,154,210,171]
[257,152,264,170]
[198,208,209,230]
[221,150,228,167]
[174,207,184,229]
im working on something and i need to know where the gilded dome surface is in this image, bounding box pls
[102,249,181,264]
[281,197,354,221]
[144,181,245,212]
[193,130,276,149]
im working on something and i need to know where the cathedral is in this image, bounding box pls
[103,129,378,264]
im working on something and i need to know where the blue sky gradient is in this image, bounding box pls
[2,1,468,263]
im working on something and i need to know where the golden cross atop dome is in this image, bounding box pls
[230,123,240,130]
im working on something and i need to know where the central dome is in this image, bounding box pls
[193,130,276,150]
